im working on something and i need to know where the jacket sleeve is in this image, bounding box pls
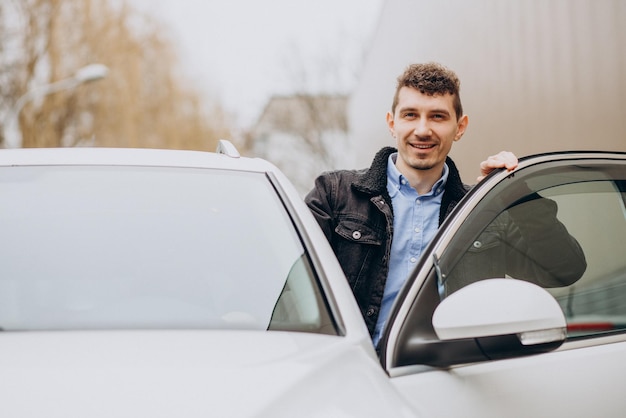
[304,173,337,243]
[504,194,587,287]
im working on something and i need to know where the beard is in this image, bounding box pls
[403,151,440,171]
[408,159,437,171]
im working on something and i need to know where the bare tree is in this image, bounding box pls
[0,0,231,150]
[248,30,368,194]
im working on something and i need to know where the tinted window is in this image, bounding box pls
[545,180,626,337]
[440,161,626,339]
[0,165,336,335]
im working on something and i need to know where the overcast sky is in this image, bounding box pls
[129,0,383,127]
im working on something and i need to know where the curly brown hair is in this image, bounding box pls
[391,62,463,120]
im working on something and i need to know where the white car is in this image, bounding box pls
[0,143,625,417]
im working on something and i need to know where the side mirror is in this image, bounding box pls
[425,279,566,365]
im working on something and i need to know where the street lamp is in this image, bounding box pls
[2,63,109,148]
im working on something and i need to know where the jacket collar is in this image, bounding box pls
[352,147,397,195]
[444,156,466,200]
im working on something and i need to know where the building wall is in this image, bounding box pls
[349,0,626,179]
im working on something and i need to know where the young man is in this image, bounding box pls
[305,62,584,345]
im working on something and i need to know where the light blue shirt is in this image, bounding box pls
[372,153,448,346]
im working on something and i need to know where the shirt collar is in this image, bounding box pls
[387,153,449,197]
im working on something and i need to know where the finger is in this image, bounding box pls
[478,151,519,181]
[495,151,518,170]
[487,151,518,171]
[479,154,504,174]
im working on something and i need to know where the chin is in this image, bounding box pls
[407,156,437,171]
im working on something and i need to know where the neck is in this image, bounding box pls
[397,161,445,195]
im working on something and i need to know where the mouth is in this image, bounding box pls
[410,143,436,150]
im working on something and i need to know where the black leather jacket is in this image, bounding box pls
[305,147,586,336]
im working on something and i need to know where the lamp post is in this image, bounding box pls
[2,63,109,148]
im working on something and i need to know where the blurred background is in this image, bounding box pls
[1,0,624,195]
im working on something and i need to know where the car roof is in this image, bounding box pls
[0,147,279,173]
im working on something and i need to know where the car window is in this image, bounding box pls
[440,161,626,340]
[0,165,336,335]
[545,180,626,337]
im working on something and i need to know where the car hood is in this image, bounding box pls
[0,330,418,417]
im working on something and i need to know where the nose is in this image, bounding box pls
[413,119,432,137]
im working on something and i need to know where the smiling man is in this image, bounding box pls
[305,62,517,346]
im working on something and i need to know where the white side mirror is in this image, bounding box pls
[433,278,566,345]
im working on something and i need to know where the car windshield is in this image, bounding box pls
[0,165,336,334]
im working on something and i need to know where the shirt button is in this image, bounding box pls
[473,241,482,249]
[352,231,362,240]
[366,308,375,317]
[410,257,417,263]
[414,227,420,233]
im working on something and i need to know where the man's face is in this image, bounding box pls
[387,87,468,175]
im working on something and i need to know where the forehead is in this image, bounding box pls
[396,86,456,114]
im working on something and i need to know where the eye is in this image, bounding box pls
[403,112,417,119]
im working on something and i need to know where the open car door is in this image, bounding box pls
[381,151,626,418]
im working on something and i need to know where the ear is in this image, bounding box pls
[386,111,395,137]
[454,115,469,141]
